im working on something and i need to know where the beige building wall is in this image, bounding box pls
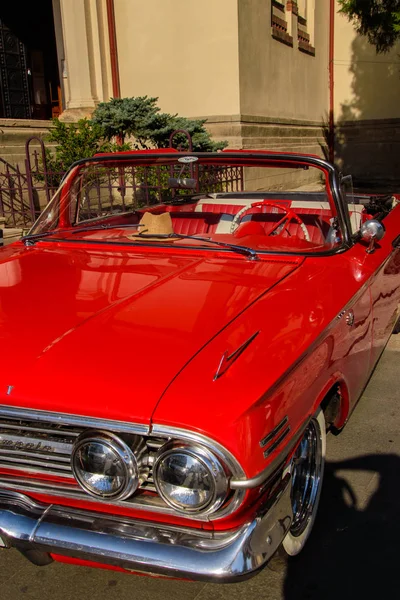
[239,0,328,123]
[233,0,330,186]
[334,10,400,121]
[58,0,330,158]
[114,0,241,118]
[334,3,400,185]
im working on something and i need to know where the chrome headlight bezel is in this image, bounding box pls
[71,430,140,501]
[153,441,229,514]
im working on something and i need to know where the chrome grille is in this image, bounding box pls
[0,406,245,521]
[0,415,165,492]
[0,418,79,479]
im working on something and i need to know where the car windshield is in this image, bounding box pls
[27,153,344,255]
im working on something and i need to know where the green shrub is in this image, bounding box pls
[91,96,227,152]
[38,97,227,189]
[36,118,130,187]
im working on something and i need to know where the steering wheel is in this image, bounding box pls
[230,201,310,242]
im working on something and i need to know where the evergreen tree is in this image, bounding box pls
[339,1,400,52]
[91,97,227,151]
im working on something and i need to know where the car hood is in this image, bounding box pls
[0,243,302,425]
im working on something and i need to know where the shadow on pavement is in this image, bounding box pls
[283,454,400,600]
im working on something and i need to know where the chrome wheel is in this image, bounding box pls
[289,418,323,537]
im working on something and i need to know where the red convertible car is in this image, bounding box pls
[0,149,399,581]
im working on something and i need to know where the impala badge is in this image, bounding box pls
[0,439,54,453]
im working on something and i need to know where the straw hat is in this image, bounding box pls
[127,211,180,241]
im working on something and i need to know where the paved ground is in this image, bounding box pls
[1,335,399,600]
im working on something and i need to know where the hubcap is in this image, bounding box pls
[289,419,322,537]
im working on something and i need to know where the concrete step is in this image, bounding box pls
[0,226,23,246]
[0,119,53,167]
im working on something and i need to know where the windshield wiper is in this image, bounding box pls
[23,226,258,260]
[175,233,259,260]
[135,232,258,260]
[22,228,65,245]
[22,223,142,246]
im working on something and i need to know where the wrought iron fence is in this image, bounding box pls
[0,158,35,228]
[0,137,64,229]
[0,132,243,229]
[75,162,244,223]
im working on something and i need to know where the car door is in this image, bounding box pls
[344,184,400,370]
[368,237,400,368]
[342,176,400,368]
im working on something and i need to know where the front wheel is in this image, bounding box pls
[282,407,326,556]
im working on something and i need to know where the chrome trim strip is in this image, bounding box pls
[0,455,71,471]
[0,406,149,436]
[230,419,309,489]
[0,475,173,512]
[0,449,70,463]
[0,475,233,522]
[260,416,289,448]
[0,423,80,437]
[263,426,290,459]
[0,480,293,582]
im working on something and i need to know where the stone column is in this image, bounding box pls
[58,0,98,120]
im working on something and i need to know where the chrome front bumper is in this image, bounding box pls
[0,477,293,583]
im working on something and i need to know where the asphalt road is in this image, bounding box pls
[1,335,399,600]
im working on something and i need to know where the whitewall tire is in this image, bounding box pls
[282,407,326,556]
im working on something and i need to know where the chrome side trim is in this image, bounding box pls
[0,479,293,582]
[260,416,289,448]
[0,406,149,436]
[263,426,290,459]
[230,420,309,489]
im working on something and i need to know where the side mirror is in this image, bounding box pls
[360,220,385,254]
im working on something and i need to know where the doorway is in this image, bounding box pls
[0,0,62,120]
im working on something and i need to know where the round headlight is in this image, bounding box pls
[71,431,139,500]
[153,442,228,514]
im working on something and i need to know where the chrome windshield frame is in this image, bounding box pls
[26,152,353,257]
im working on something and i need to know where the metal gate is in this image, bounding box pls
[0,136,63,229]
[0,158,35,228]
